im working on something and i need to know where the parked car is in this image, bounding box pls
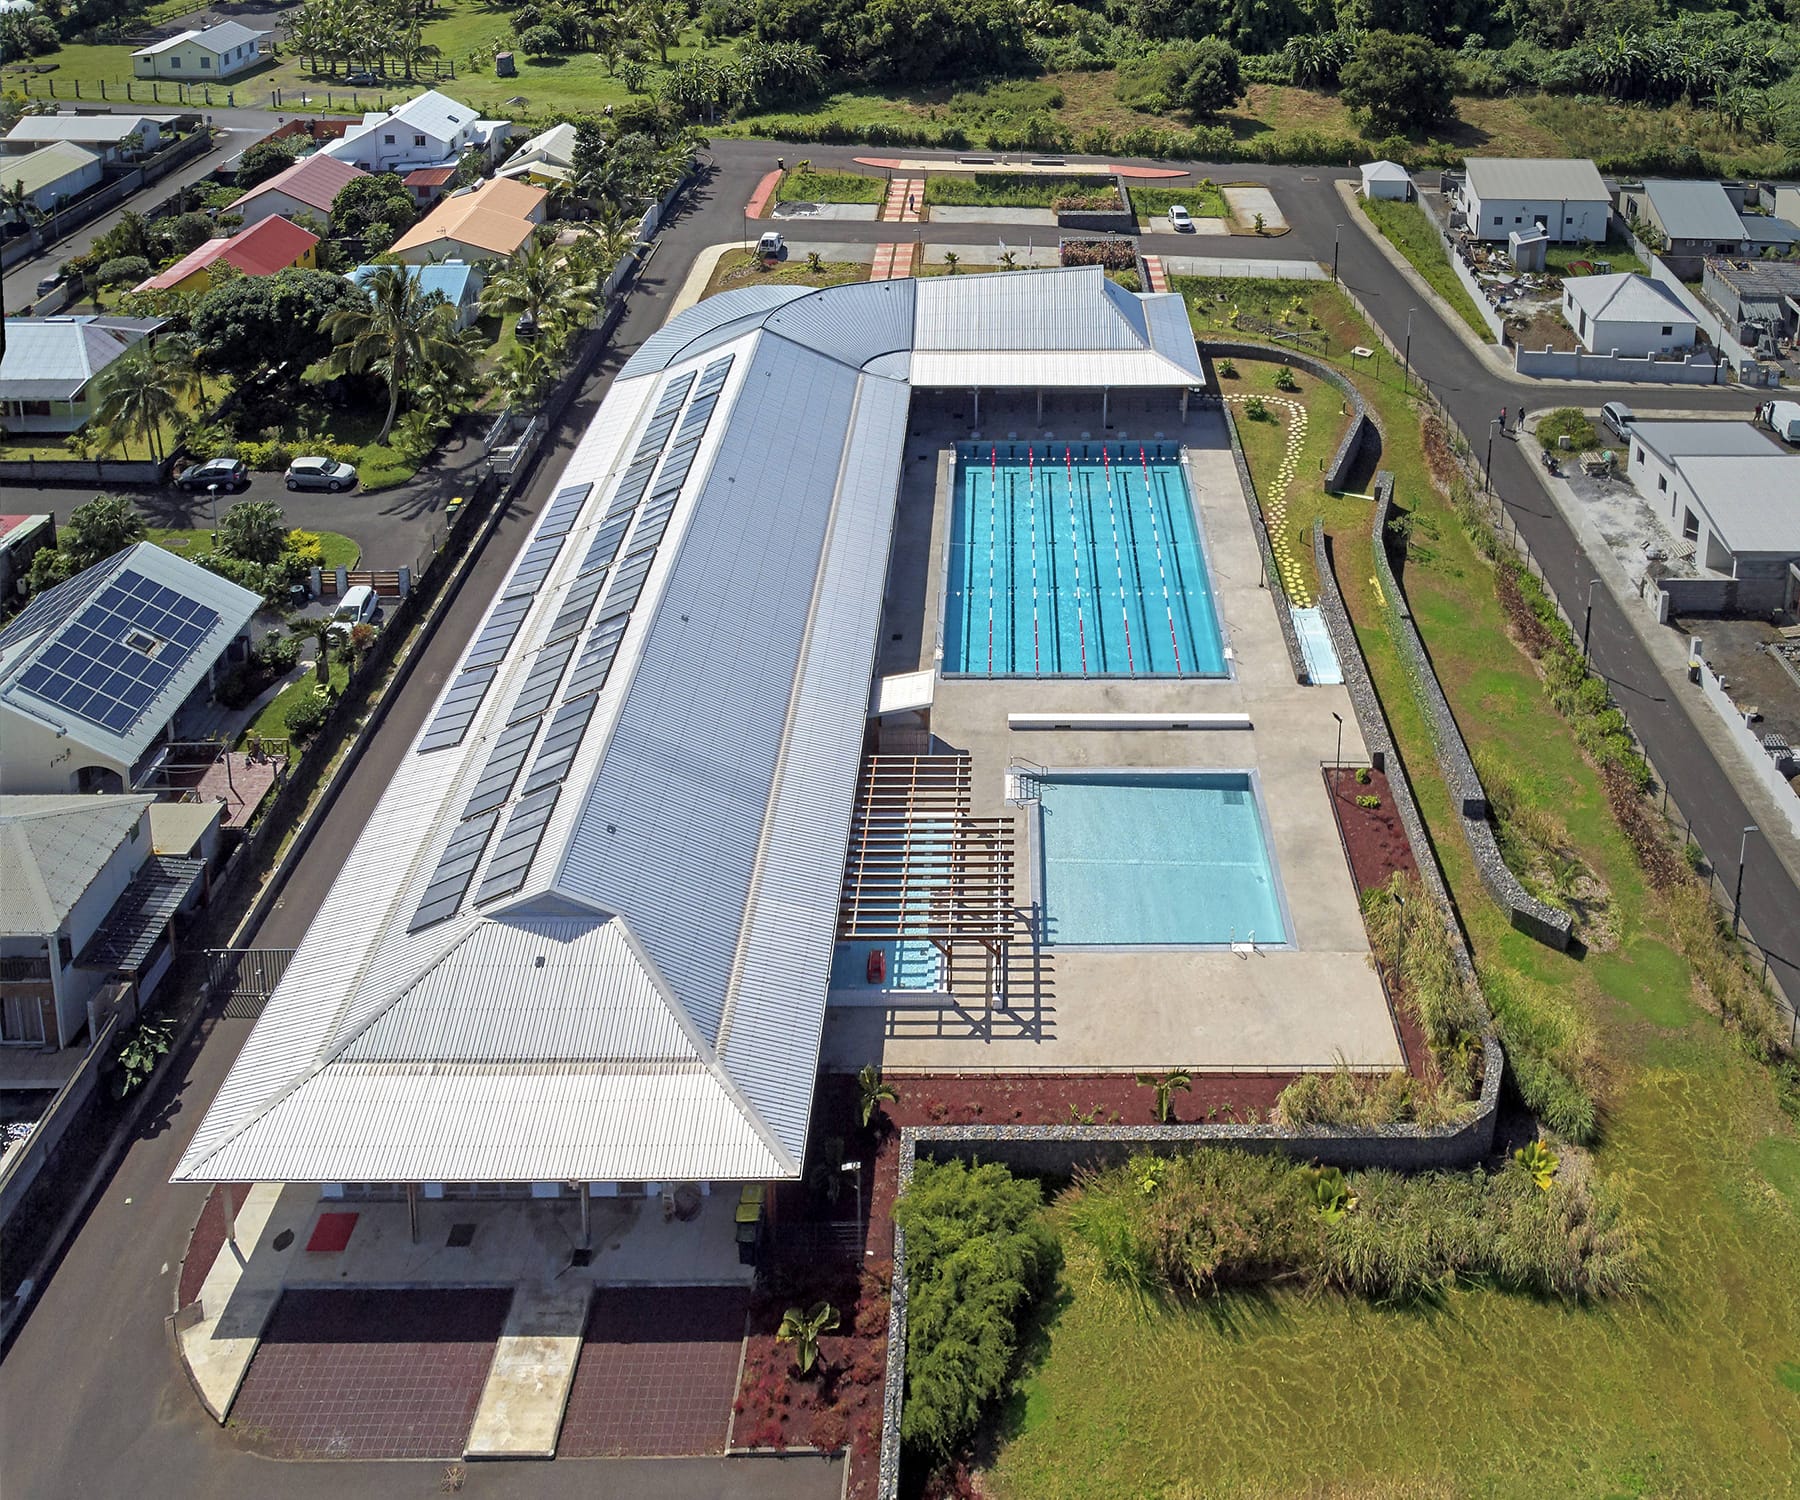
[757,230,784,262]
[1167,205,1193,231]
[36,267,66,297]
[1600,401,1635,440]
[285,456,359,493]
[175,457,249,493]
[330,584,380,631]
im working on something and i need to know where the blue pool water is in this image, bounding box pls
[943,441,1227,677]
[1037,771,1287,946]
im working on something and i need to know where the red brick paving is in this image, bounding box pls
[557,1287,749,1457]
[177,1183,251,1310]
[229,1288,510,1459]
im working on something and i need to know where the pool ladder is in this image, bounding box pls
[1005,756,1046,804]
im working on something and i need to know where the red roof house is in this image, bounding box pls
[136,215,320,293]
[232,152,368,227]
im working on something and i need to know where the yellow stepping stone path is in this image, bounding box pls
[1222,393,1312,606]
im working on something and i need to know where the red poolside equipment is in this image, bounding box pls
[867,948,886,984]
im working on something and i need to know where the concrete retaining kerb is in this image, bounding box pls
[1694,653,1800,839]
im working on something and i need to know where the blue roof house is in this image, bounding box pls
[348,260,485,330]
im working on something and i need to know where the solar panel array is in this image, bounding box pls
[417,481,594,753]
[408,359,734,931]
[14,568,221,737]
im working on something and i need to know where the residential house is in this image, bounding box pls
[317,90,510,175]
[1,113,167,164]
[1659,455,1800,611]
[387,177,545,265]
[401,165,457,207]
[1,142,102,223]
[1455,158,1611,244]
[0,315,161,434]
[1561,272,1697,357]
[348,260,484,330]
[134,214,318,293]
[496,122,578,189]
[230,152,366,229]
[1619,179,1746,260]
[1701,257,1800,345]
[0,515,54,609]
[0,541,260,797]
[1626,419,1782,531]
[1736,214,1800,258]
[1358,160,1411,201]
[0,794,206,1047]
[131,21,269,81]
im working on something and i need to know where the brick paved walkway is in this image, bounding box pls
[557,1287,749,1457]
[229,1288,511,1459]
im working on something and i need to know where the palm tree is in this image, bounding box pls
[2,178,40,235]
[857,1063,898,1128]
[321,265,475,443]
[89,344,179,461]
[496,340,556,409]
[479,239,596,341]
[942,250,960,275]
[153,332,210,411]
[997,249,1018,271]
[630,0,683,65]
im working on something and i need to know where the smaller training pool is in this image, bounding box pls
[1036,770,1287,946]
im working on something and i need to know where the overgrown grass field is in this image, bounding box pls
[1358,197,1493,342]
[1129,183,1228,220]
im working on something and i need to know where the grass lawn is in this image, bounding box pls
[1358,197,1494,342]
[702,251,865,300]
[239,660,349,747]
[1547,238,1649,276]
[977,280,1800,1498]
[924,175,1119,209]
[774,168,885,205]
[1129,183,1228,220]
[147,525,360,571]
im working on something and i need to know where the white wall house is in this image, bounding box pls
[1,141,102,222]
[1359,160,1412,201]
[1457,158,1611,244]
[1625,420,1782,535]
[132,21,269,80]
[318,90,510,174]
[1562,272,1697,357]
[2,114,165,164]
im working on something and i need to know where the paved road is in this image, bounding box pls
[2,138,1794,1498]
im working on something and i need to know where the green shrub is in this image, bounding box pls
[1273,1063,1468,1128]
[1535,407,1599,452]
[894,1158,1059,1462]
[283,685,333,740]
[1361,873,1483,1093]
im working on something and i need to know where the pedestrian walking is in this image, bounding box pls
[1500,405,1508,429]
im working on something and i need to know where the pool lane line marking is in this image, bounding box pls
[1101,445,1136,674]
[987,446,997,674]
[1027,446,1041,673]
[1138,445,1183,676]
[1063,447,1089,673]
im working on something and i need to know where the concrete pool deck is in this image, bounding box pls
[822,394,1402,1075]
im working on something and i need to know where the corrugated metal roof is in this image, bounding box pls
[77,854,203,970]
[6,141,100,198]
[915,266,1142,351]
[0,794,151,934]
[0,316,148,401]
[173,266,1209,1188]
[1563,271,1692,325]
[1464,157,1608,204]
[1640,179,1743,243]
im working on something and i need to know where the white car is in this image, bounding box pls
[757,230,784,260]
[1167,205,1194,231]
[285,456,359,493]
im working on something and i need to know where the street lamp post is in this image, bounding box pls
[1484,418,1499,495]
[1402,307,1416,395]
[1331,710,1343,777]
[1333,223,1341,281]
[1733,825,1757,933]
[208,482,220,547]
[1581,577,1601,664]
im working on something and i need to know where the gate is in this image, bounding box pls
[207,948,295,1019]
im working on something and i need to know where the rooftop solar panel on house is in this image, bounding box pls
[14,567,221,737]
[474,786,560,904]
[408,808,501,929]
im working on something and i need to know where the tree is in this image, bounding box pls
[1179,38,1244,117]
[775,1301,839,1376]
[218,500,290,564]
[328,173,418,247]
[96,255,150,290]
[631,0,685,64]
[1135,1068,1192,1123]
[1339,29,1457,135]
[191,268,364,383]
[478,239,596,342]
[857,1063,898,1128]
[943,249,960,274]
[235,137,301,191]
[89,345,178,461]
[153,333,210,412]
[322,263,476,442]
[63,494,149,571]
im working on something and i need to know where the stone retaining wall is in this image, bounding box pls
[1204,340,1372,493]
[1368,480,1573,950]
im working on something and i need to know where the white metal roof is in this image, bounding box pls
[0,316,149,401]
[1629,420,1779,465]
[1464,157,1608,204]
[1638,179,1743,243]
[175,267,1202,1188]
[0,794,150,934]
[132,20,268,56]
[1674,455,1800,555]
[1360,160,1409,182]
[1563,271,1693,326]
[4,114,163,146]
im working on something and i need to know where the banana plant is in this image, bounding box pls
[1308,1166,1357,1223]
[1135,1069,1191,1123]
[777,1300,839,1375]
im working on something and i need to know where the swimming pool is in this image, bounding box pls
[1036,771,1287,946]
[942,442,1227,677]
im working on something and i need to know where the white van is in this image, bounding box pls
[332,585,379,627]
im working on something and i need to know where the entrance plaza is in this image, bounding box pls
[822,393,1403,1075]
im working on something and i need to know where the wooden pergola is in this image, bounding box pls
[837,753,1017,1002]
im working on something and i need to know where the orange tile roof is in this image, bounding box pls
[388,177,547,257]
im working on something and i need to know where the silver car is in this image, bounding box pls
[285,456,359,493]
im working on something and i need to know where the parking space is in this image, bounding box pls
[227,1288,511,1459]
[557,1287,749,1458]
